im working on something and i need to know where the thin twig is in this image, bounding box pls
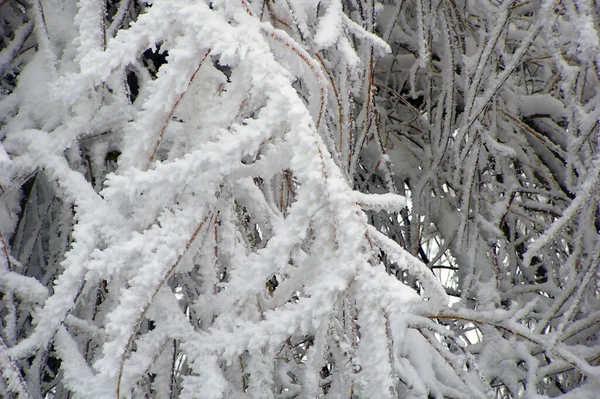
[147,50,211,167]
[315,53,344,152]
[240,0,327,130]
[116,213,213,399]
[429,313,599,377]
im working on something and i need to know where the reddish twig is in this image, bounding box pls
[239,0,327,130]
[147,50,211,168]
[316,53,344,152]
[116,213,213,398]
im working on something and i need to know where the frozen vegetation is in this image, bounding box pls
[1,0,600,398]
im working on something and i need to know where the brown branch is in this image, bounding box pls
[315,53,344,152]
[116,213,213,399]
[428,313,597,376]
[146,50,211,168]
[265,29,326,129]
[240,0,255,17]
[239,355,248,392]
[0,231,13,272]
[264,0,291,28]
[279,172,285,213]
[349,46,375,174]
[240,0,327,130]
[498,191,517,229]
[0,335,33,399]
[503,111,566,157]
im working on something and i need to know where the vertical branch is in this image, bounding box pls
[316,53,344,153]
